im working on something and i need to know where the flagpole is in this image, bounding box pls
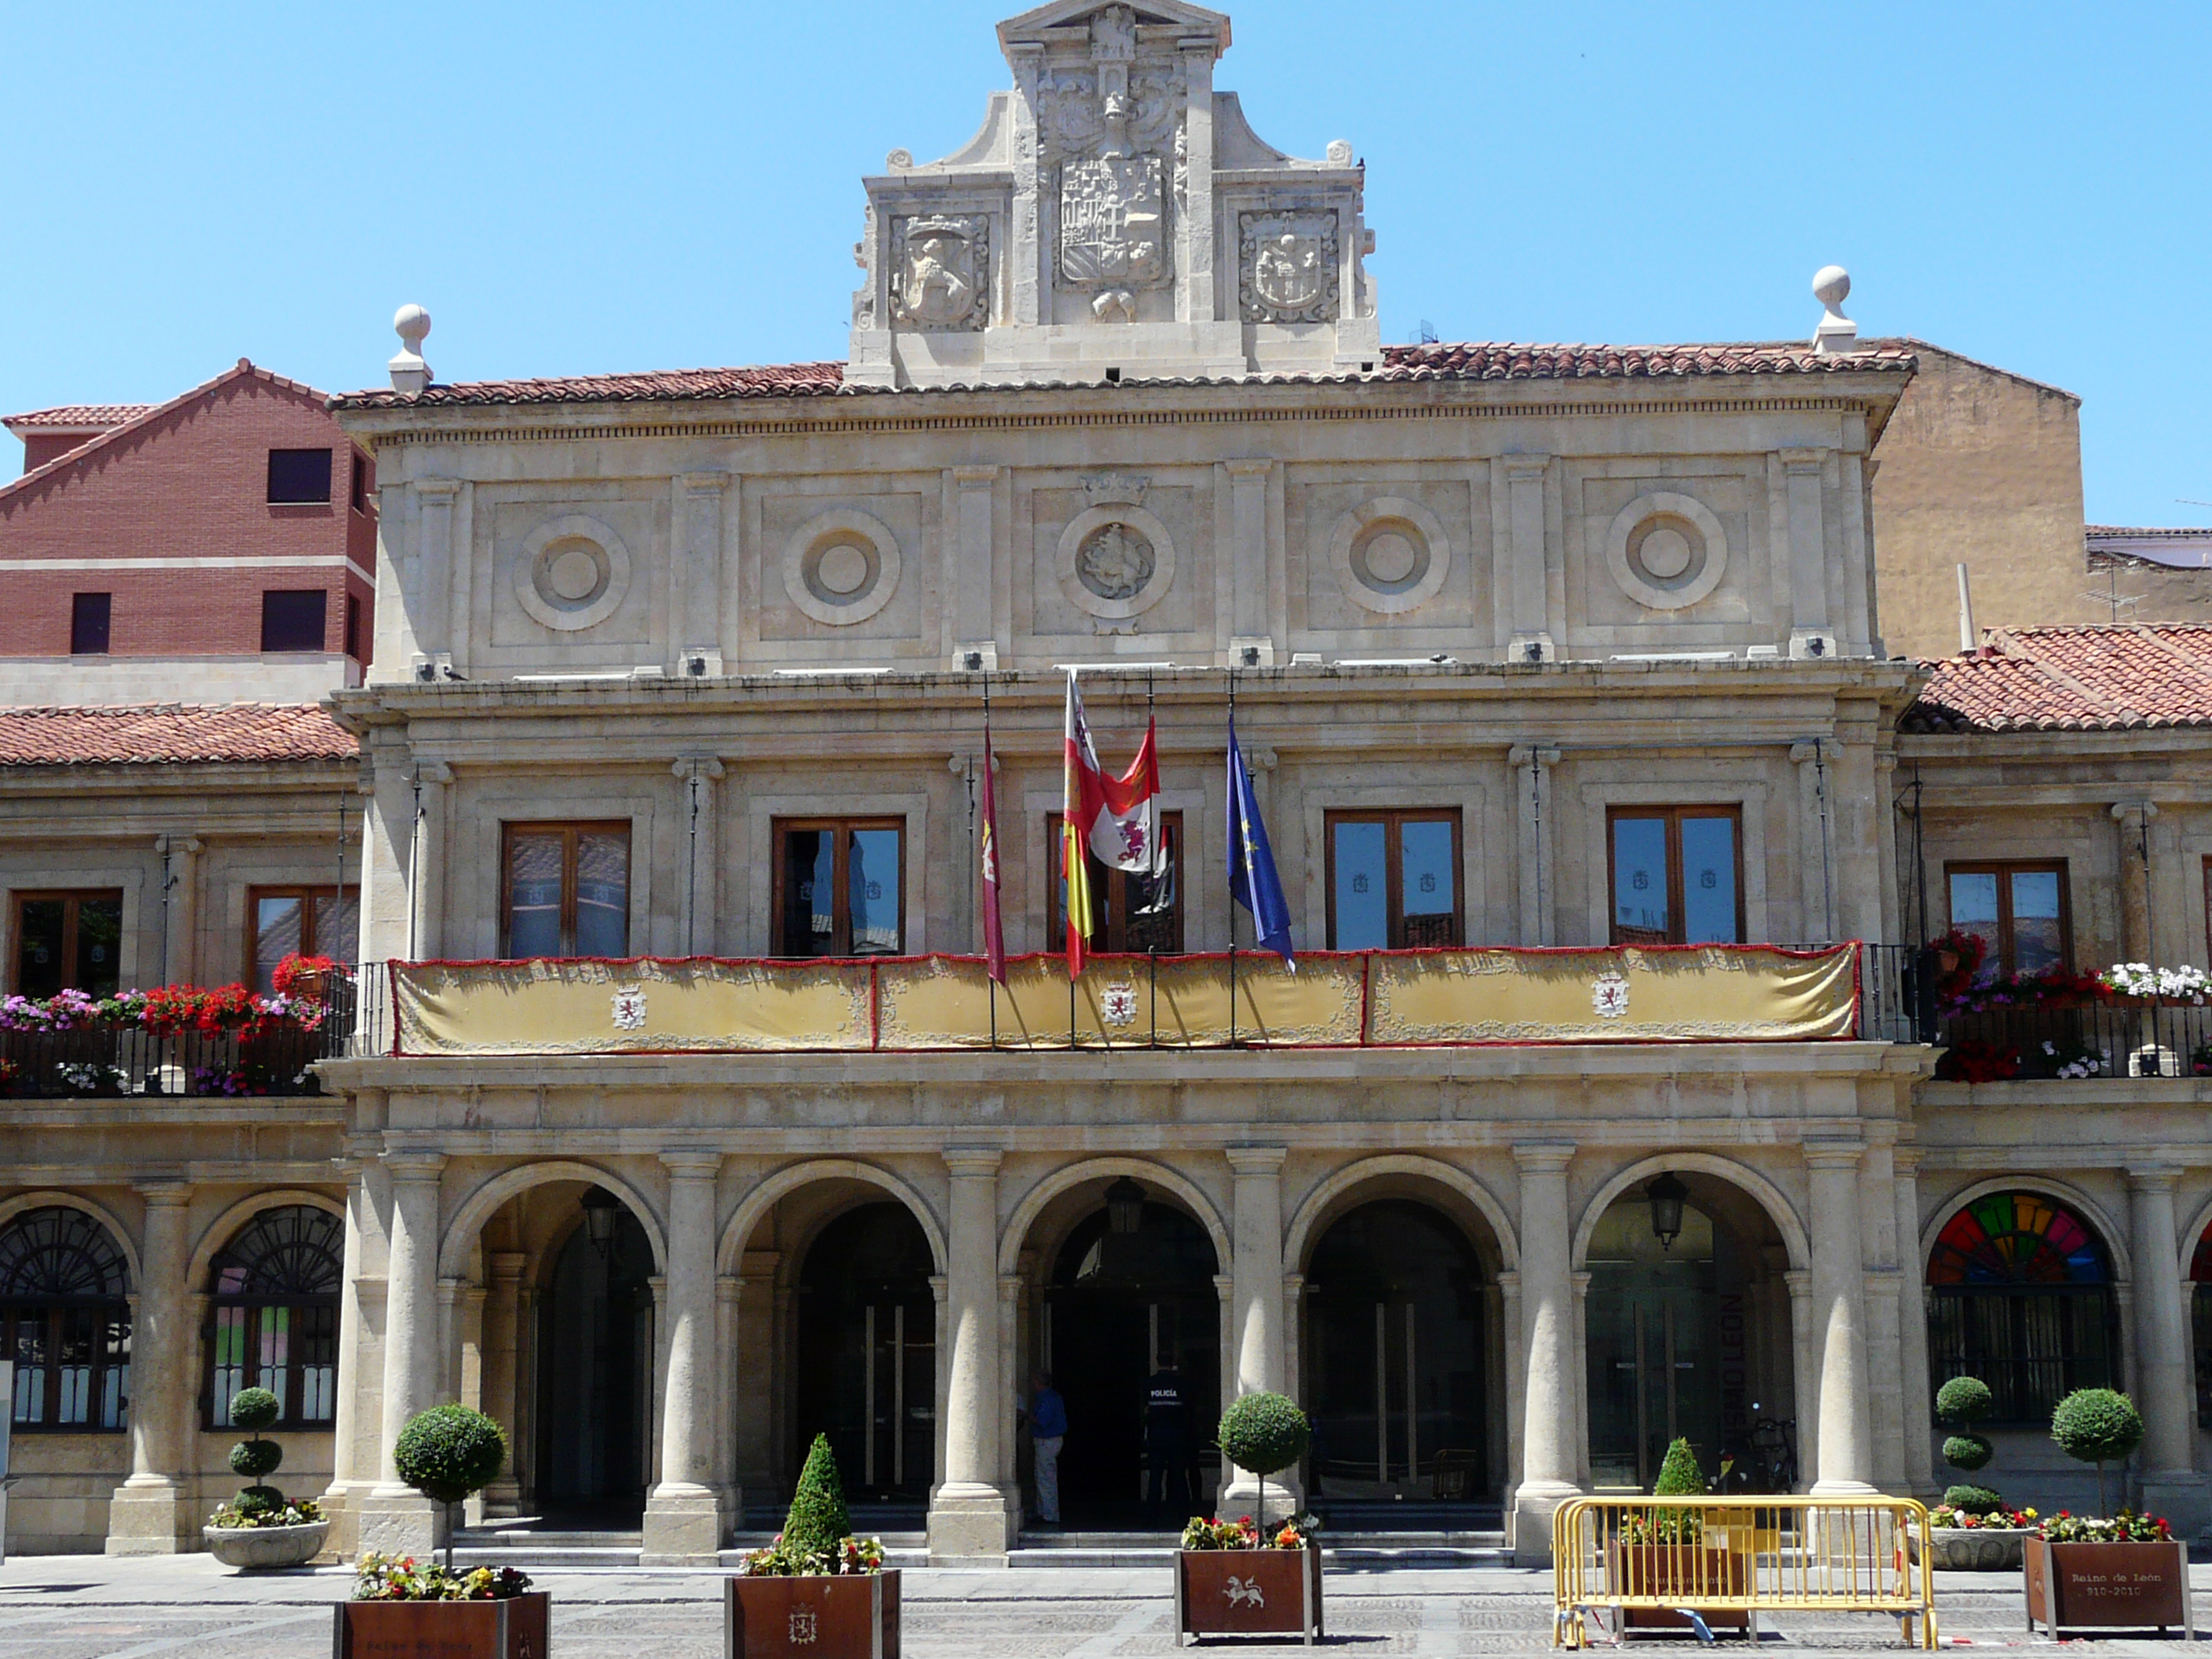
[1227,665,1238,1050]
[982,672,998,1052]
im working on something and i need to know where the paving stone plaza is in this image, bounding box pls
[3,1556,2211,1657]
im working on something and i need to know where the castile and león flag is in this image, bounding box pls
[1060,671,1161,978]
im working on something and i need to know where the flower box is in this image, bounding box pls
[726,1571,899,1658]
[2023,1536,2193,1637]
[1911,1525,2034,1572]
[202,1518,327,1569]
[1606,1539,1751,1632]
[334,1592,550,1659]
[1174,1546,1322,1646]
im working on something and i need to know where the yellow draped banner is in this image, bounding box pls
[388,944,1858,1057]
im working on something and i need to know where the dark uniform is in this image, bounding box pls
[1143,1364,1192,1518]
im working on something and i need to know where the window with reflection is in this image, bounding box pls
[206,1206,341,1429]
[1607,807,1742,945]
[0,1206,130,1432]
[12,891,123,998]
[502,823,630,958]
[248,885,359,991]
[774,818,906,957]
[1048,811,1182,952]
[1946,862,2068,981]
[1325,811,1461,950]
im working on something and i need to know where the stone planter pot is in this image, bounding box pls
[1910,1525,2034,1571]
[334,1592,550,1659]
[201,1519,329,1569]
[1174,1547,1322,1646]
[2024,1536,2194,1637]
[1605,1539,1752,1632]
[727,1571,899,1658]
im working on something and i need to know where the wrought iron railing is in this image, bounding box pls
[1934,995,2212,1081]
[0,976,356,1099]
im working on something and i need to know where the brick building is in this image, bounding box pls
[1,361,377,705]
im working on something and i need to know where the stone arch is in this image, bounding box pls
[1284,1154,1518,1275]
[0,1190,142,1290]
[998,1156,1230,1276]
[719,1160,946,1278]
[439,1161,665,1281]
[1573,1152,1810,1274]
[1918,1175,2133,1285]
[2177,1188,2212,1281]
[187,1189,345,1292]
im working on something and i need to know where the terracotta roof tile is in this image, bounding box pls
[328,341,1913,410]
[2,404,156,430]
[0,704,358,767]
[1902,625,2212,734]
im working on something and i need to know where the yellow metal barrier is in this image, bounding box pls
[1553,1495,1936,1649]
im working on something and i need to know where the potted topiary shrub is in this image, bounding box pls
[1174,1392,1322,1647]
[728,1432,896,1658]
[202,1387,327,1568]
[2023,1389,2190,1637]
[333,1406,543,1659]
[1916,1376,2038,1570]
[1610,1438,1749,1635]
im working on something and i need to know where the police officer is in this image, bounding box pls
[1143,1353,1192,1522]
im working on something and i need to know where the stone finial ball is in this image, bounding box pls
[393,304,433,349]
[1812,265,1851,309]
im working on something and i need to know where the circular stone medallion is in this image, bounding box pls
[781,508,902,626]
[514,515,632,632]
[1329,496,1452,615]
[815,541,872,596]
[1604,491,1731,612]
[1054,503,1177,620]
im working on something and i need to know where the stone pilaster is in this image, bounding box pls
[106,1183,192,1554]
[411,762,453,961]
[155,837,201,987]
[2128,1166,2208,1532]
[1891,1151,1937,1497]
[479,1252,525,1518]
[929,1149,1013,1564]
[672,758,726,957]
[1508,746,1560,946]
[1805,1142,1876,1493]
[644,1151,725,1562]
[359,1152,446,1558]
[1511,1143,1580,1563]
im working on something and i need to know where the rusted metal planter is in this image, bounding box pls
[1173,1547,1322,1646]
[333,1592,550,1658]
[2024,1536,2193,1637]
[726,1571,899,1658]
[1606,1541,1752,1633]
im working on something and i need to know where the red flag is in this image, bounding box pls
[979,722,1006,986]
[1063,672,1160,978]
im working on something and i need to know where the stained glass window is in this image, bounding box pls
[0,1206,131,1432]
[1927,1192,2114,1424]
[206,1206,340,1429]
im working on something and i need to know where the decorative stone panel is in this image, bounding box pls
[1329,495,1451,614]
[1240,211,1338,323]
[513,514,632,632]
[1603,491,1730,612]
[781,508,904,626]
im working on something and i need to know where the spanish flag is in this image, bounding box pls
[1062,671,1160,978]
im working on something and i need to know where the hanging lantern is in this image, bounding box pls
[1105,1176,1147,1236]
[1645,1173,1688,1251]
[581,1185,622,1258]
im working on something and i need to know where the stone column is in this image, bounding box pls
[1512,1143,1580,1563]
[716,1274,743,1519]
[1786,1268,1818,1486]
[359,1152,446,1558]
[1224,1146,1294,1517]
[645,1151,724,1562]
[1858,1141,1906,1493]
[106,1184,193,1554]
[1508,747,1560,946]
[1891,1152,1936,1496]
[2129,1166,2209,1532]
[156,836,202,986]
[412,762,453,961]
[1805,1143,1876,1493]
[479,1252,525,1518]
[672,759,725,957]
[1790,741,1836,943]
[929,1150,1011,1564]
[2113,802,2159,965]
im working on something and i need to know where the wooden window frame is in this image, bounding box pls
[1323,810,1465,950]
[10,889,124,996]
[201,1209,341,1432]
[1943,859,2072,979]
[1,1208,131,1435]
[499,821,632,960]
[245,884,360,985]
[1046,810,1185,954]
[771,817,907,958]
[1605,805,1747,946]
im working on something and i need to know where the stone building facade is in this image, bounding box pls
[5,0,2212,1572]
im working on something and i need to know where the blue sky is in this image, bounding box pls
[4,1,2205,524]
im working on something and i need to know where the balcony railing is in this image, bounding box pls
[1935,996,2212,1081]
[345,943,1902,1059]
[0,978,357,1099]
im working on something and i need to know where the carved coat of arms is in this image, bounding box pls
[1060,155,1166,288]
[1240,212,1340,323]
[892,215,988,331]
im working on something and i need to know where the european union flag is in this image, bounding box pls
[1227,716,1295,969]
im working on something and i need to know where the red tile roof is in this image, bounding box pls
[329,341,1912,410]
[0,704,358,767]
[2,404,156,431]
[1903,626,2212,734]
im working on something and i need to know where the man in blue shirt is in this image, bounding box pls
[1029,1370,1067,1527]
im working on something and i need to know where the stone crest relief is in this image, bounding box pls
[1060,154,1167,289]
[1077,521,1155,601]
[1240,212,1339,323]
[891,214,988,331]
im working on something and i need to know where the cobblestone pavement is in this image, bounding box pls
[6,1555,2212,1656]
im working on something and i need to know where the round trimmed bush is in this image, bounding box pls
[393,1404,508,1507]
[1935,1376,1994,1427]
[229,1388,282,1433]
[1217,1392,1310,1479]
[1943,1484,2003,1513]
[229,1438,283,1481]
[1942,1433,1993,1472]
[2050,1388,2144,1466]
[784,1432,852,1560]
[232,1485,287,1517]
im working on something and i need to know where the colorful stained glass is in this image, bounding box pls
[1927,1191,2108,1285]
